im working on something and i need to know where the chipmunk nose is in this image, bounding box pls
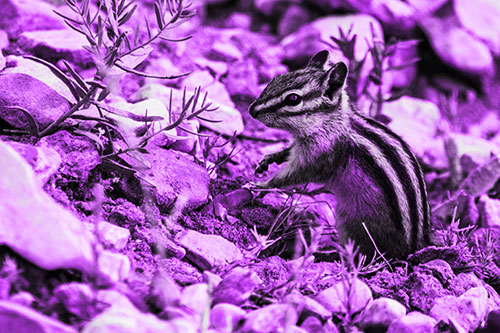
[249,103,258,118]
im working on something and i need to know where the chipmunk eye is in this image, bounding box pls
[283,93,302,106]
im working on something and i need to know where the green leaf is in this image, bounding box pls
[118,4,137,26]
[6,107,40,137]
[74,129,104,153]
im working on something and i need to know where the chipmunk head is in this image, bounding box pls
[249,50,349,137]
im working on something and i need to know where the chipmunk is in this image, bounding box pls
[248,50,431,259]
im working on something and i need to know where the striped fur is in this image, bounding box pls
[249,51,430,258]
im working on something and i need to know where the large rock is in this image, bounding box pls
[0,73,70,130]
[359,298,407,331]
[18,29,93,66]
[141,148,210,211]
[430,286,489,332]
[241,304,298,333]
[176,229,243,270]
[4,55,76,103]
[454,0,500,55]
[420,15,493,76]
[316,278,373,314]
[387,311,437,332]
[0,300,76,333]
[0,140,95,272]
[0,0,65,32]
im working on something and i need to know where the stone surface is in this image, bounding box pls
[478,195,500,228]
[316,278,373,314]
[180,283,211,314]
[18,29,93,66]
[285,290,331,321]
[484,310,500,333]
[176,229,243,270]
[0,300,76,333]
[97,221,130,251]
[53,283,94,318]
[83,290,196,333]
[0,140,95,272]
[430,286,489,332]
[420,15,493,76]
[212,267,262,306]
[454,0,500,55]
[406,0,448,17]
[97,251,131,287]
[210,303,246,332]
[359,297,407,330]
[387,311,437,332]
[8,141,61,185]
[135,84,244,136]
[0,73,70,130]
[241,304,298,333]
[383,96,444,167]
[141,148,210,212]
[0,0,65,32]
[39,131,100,182]
[4,55,76,102]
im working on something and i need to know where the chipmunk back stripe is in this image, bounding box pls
[348,139,405,232]
[361,116,430,247]
[352,119,419,250]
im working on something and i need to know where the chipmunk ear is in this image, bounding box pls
[307,50,330,69]
[323,62,348,100]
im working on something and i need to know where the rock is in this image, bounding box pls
[0,300,76,333]
[241,304,297,333]
[0,140,95,272]
[210,303,246,332]
[0,0,65,32]
[316,278,373,314]
[387,311,437,332]
[135,84,244,136]
[420,15,493,76]
[97,251,131,287]
[406,0,448,17]
[430,286,489,332]
[193,57,228,77]
[9,292,35,307]
[97,221,130,251]
[221,60,260,105]
[176,230,243,270]
[212,267,262,306]
[180,283,211,315]
[453,134,500,166]
[83,291,196,333]
[39,131,100,183]
[418,259,455,285]
[4,55,76,102]
[388,40,418,89]
[280,14,386,97]
[8,141,61,185]
[0,51,5,71]
[225,12,252,30]
[278,4,313,37]
[284,290,331,321]
[484,310,500,333]
[459,156,500,197]
[253,0,290,17]
[359,298,407,331]
[478,195,500,228]
[140,148,209,212]
[383,96,444,167]
[454,0,500,55]
[208,40,243,62]
[403,269,449,313]
[213,189,253,215]
[0,73,70,130]
[182,70,235,108]
[348,0,417,34]
[53,283,94,318]
[18,29,93,67]
[148,268,182,310]
[158,258,202,286]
